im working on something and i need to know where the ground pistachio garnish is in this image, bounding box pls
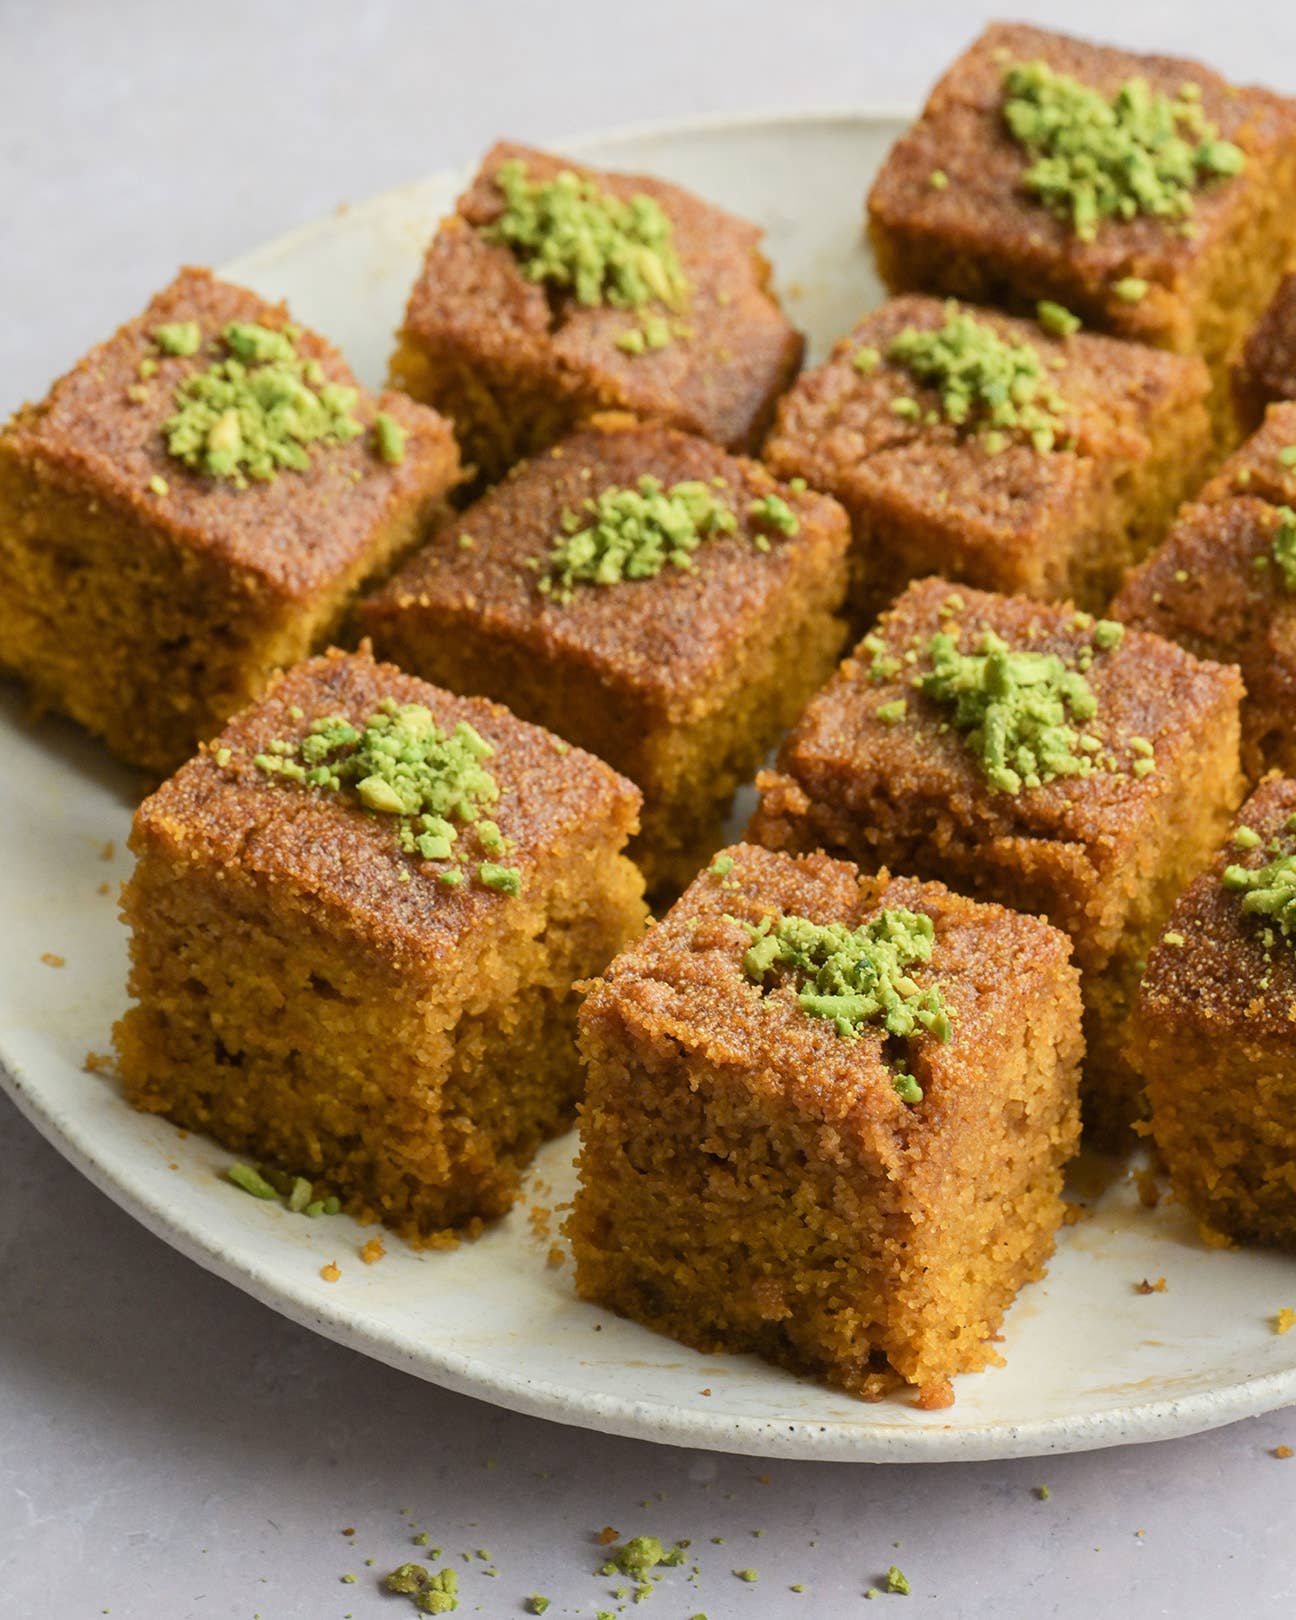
[153,320,202,357]
[374,410,408,465]
[535,475,737,600]
[1270,506,1296,590]
[886,1565,912,1596]
[1223,844,1296,939]
[384,1561,458,1613]
[747,491,799,536]
[1036,299,1081,337]
[484,157,688,316]
[917,619,1138,794]
[1001,59,1244,241]
[249,699,520,893]
[161,319,364,485]
[887,302,1069,453]
[1279,445,1296,468]
[227,1161,341,1216]
[739,909,950,1100]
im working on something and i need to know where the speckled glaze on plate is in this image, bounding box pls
[4,112,1295,1462]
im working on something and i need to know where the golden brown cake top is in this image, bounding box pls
[402,141,803,450]
[1112,497,1296,678]
[583,841,1074,1143]
[1137,776,1296,1035]
[1235,274,1296,417]
[868,23,1296,338]
[763,294,1207,548]
[778,575,1241,859]
[5,267,460,599]
[363,416,848,708]
[130,646,641,966]
[1201,399,1296,508]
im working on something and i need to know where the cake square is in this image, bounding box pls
[1130,777,1296,1248]
[360,416,850,893]
[1233,273,1296,432]
[566,842,1083,1405]
[1112,398,1296,778]
[748,577,1243,1140]
[113,646,646,1244]
[390,141,804,485]
[0,266,461,775]
[867,23,1296,444]
[761,294,1209,621]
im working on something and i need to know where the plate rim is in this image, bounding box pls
[6,105,1295,1464]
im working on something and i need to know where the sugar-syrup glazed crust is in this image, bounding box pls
[4,266,460,600]
[584,842,1075,1116]
[1112,497,1296,778]
[762,294,1209,613]
[868,22,1296,348]
[133,644,643,966]
[1135,777,1296,1037]
[394,141,804,479]
[363,415,848,710]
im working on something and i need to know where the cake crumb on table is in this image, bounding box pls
[1275,1308,1295,1334]
[1274,1445,1294,1458]
[359,1236,386,1265]
[40,952,64,968]
[320,1261,342,1283]
[1135,1277,1168,1294]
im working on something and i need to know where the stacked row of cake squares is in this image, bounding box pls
[5,22,1296,1405]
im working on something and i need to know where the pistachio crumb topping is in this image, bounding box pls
[1223,844,1296,938]
[886,1566,912,1596]
[153,321,202,357]
[887,303,1068,453]
[1036,299,1081,337]
[1271,506,1296,591]
[1002,59,1244,241]
[1278,445,1296,467]
[1112,276,1149,303]
[536,476,738,599]
[919,627,1116,794]
[484,158,687,315]
[374,410,408,464]
[852,345,881,374]
[227,1162,340,1216]
[162,320,365,485]
[929,169,949,189]
[739,909,950,1094]
[252,700,518,894]
[748,491,799,535]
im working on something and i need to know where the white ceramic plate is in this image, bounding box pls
[5,112,1296,1463]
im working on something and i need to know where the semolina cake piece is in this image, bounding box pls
[761,294,1209,622]
[1129,777,1296,1249]
[0,267,461,776]
[113,645,646,1244]
[1112,399,1296,777]
[748,578,1244,1141]
[361,416,850,894]
[567,842,1083,1405]
[390,141,804,485]
[866,23,1296,447]
[1233,272,1296,433]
